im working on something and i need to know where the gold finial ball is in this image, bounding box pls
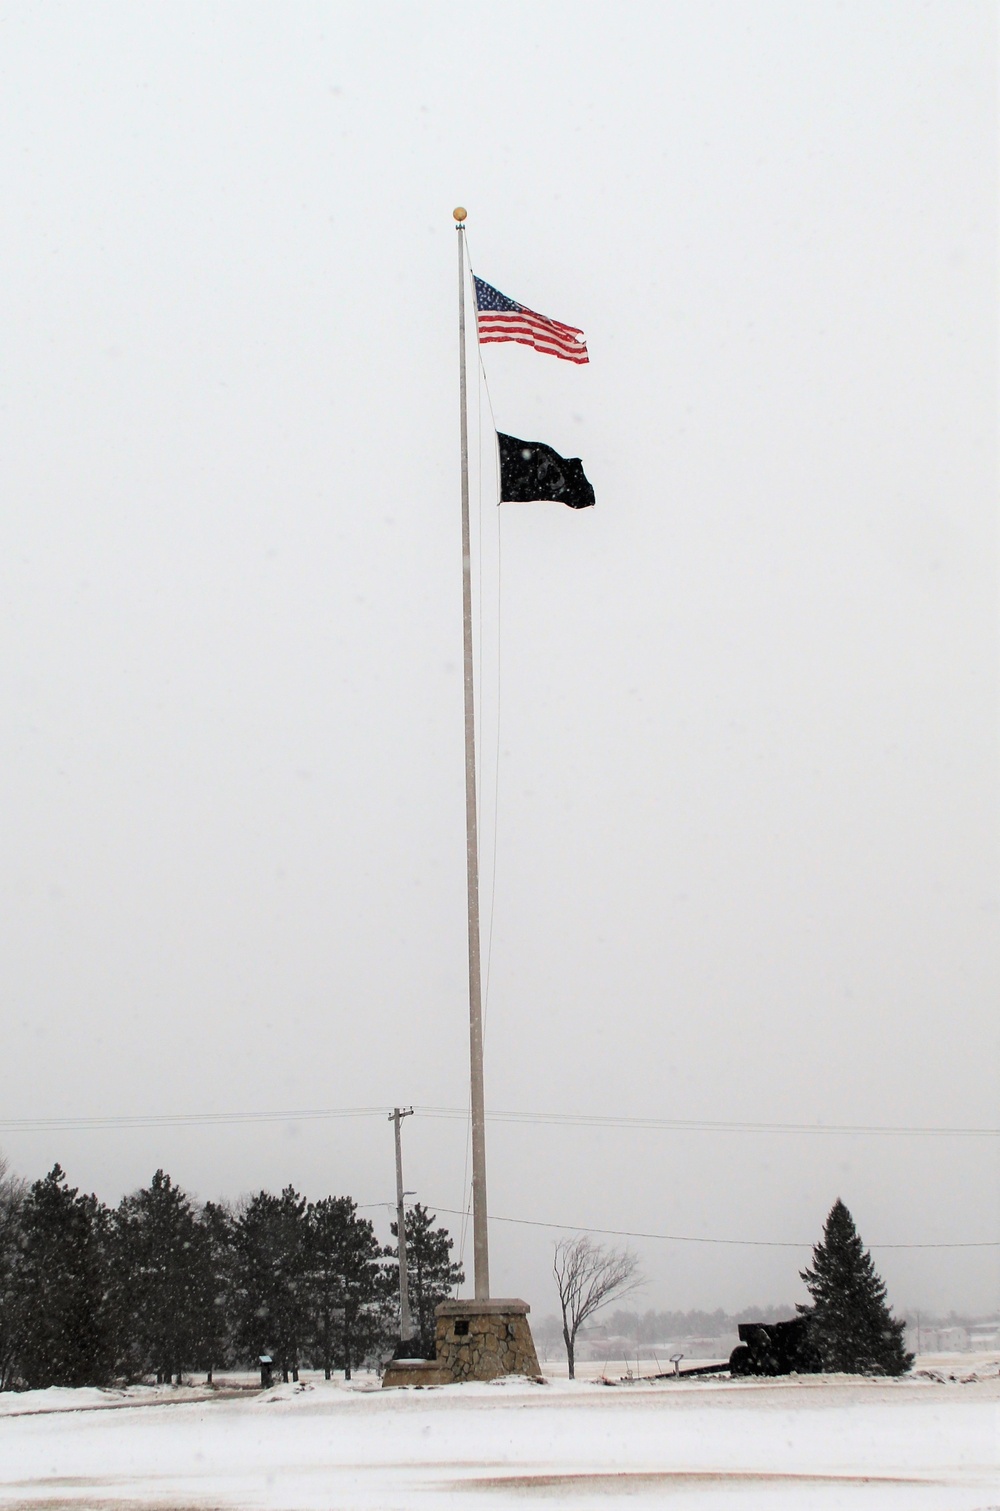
[453,206,468,222]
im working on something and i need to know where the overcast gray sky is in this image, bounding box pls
[1,1,997,1319]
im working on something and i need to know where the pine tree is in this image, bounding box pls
[191,1200,235,1384]
[113,1170,210,1384]
[388,1203,464,1353]
[305,1196,388,1380]
[798,1199,912,1376]
[0,1157,27,1392]
[15,1165,119,1388]
[231,1187,308,1382]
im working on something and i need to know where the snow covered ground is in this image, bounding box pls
[1,1361,997,1510]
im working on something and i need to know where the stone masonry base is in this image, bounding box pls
[382,1298,541,1387]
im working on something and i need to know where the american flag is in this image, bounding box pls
[474,276,588,364]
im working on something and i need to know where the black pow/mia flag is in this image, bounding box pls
[497,432,595,510]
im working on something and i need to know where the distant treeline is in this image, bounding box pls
[603,1307,993,1339]
[602,1305,796,1342]
[0,1162,462,1392]
[530,1304,798,1354]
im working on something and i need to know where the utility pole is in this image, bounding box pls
[390,1107,415,1343]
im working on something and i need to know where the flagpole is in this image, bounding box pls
[454,206,490,1302]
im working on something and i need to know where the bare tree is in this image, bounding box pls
[553,1235,642,1379]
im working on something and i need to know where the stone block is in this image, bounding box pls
[381,1358,454,1389]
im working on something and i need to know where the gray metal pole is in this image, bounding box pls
[454,207,490,1300]
[391,1106,414,1341]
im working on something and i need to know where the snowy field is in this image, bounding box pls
[1,1360,998,1511]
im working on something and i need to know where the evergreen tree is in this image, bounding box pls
[191,1200,235,1384]
[15,1165,119,1388]
[113,1170,210,1384]
[231,1186,308,1382]
[305,1197,388,1380]
[0,1158,27,1392]
[798,1199,912,1376]
[388,1203,464,1353]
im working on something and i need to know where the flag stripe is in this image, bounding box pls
[477,315,584,341]
[479,331,589,363]
[477,325,585,350]
[478,332,587,356]
[521,311,584,336]
[476,317,588,361]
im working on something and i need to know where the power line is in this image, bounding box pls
[424,1204,1000,1252]
[75,1189,993,1253]
[0,1104,997,1137]
[0,1112,989,1248]
[415,1107,1000,1138]
[0,1107,388,1132]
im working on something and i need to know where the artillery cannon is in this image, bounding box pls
[728,1317,819,1376]
[646,1314,821,1382]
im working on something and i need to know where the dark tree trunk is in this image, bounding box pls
[564,1326,576,1381]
